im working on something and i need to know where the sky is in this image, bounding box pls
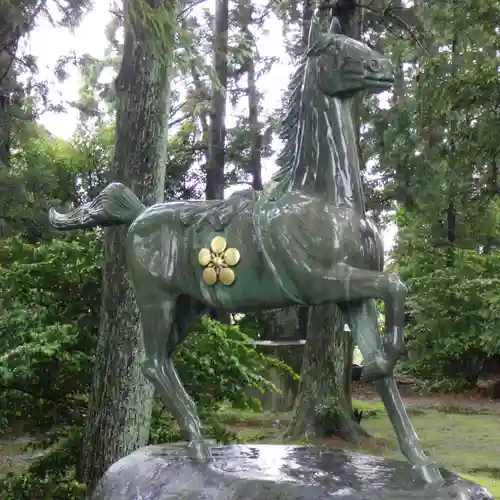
[27,2,290,178]
[27,0,396,251]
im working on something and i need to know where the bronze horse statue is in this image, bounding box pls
[50,14,443,485]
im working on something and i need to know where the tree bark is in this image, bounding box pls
[445,30,459,268]
[190,60,210,161]
[78,0,175,493]
[301,0,314,49]
[247,52,262,191]
[206,0,229,200]
[285,304,366,440]
[285,0,365,442]
[0,2,18,170]
[235,0,263,193]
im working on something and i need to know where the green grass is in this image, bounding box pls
[0,438,34,478]
[460,474,499,497]
[362,406,500,496]
[218,400,500,497]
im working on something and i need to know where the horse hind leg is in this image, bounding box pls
[341,299,443,485]
[135,287,211,461]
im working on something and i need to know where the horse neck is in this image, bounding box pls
[289,91,366,216]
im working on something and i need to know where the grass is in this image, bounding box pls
[361,403,500,496]
[0,436,35,477]
[218,399,500,498]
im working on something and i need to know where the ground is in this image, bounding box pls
[219,381,500,497]
[1,382,499,497]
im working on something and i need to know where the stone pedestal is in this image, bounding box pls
[92,443,493,500]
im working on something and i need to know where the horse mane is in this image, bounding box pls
[271,52,309,185]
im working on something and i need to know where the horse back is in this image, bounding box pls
[125,193,290,312]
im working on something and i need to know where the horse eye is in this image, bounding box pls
[369,60,380,71]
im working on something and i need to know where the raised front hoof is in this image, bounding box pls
[361,350,397,381]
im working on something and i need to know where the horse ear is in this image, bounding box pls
[307,11,323,47]
[328,17,342,34]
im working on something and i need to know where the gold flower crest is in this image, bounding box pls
[198,236,241,286]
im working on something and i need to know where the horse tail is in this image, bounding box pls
[49,182,146,230]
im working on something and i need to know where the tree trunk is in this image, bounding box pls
[206,0,229,200]
[445,31,459,267]
[286,0,365,442]
[205,0,230,323]
[285,304,367,440]
[78,0,175,493]
[0,11,14,239]
[247,54,262,191]
[190,61,210,161]
[0,3,16,170]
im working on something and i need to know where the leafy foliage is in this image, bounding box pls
[398,242,500,390]
[364,0,500,389]
[0,227,294,498]
[176,316,294,410]
[0,232,102,432]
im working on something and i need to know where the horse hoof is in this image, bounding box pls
[412,462,444,485]
[361,350,396,381]
[187,439,213,462]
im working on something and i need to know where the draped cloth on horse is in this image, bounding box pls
[179,187,346,305]
[253,189,352,305]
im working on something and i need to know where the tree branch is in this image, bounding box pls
[179,0,208,20]
[318,0,427,51]
[0,383,87,411]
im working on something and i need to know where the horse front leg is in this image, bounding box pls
[375,375,444,484]
[380,272,406,361]
[338,268,405,381]
[340,296,443,485]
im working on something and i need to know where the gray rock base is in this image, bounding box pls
[92,443,494,500]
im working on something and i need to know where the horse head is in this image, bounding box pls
[306,16,394,98]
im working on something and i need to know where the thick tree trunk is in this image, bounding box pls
[206,0,229,200]
[190,61,210,160]
[0,3,16,170]
[285,304,366,440]
[78,0,175,493]
[247,55,262,191]
[286,0,365,441]
[206,0,230,323]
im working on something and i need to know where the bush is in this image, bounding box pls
[401,249,500,391]
[175,316,294,410]
[0,233,295,499]
[0,233,102,429]
[0,426,87,500]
